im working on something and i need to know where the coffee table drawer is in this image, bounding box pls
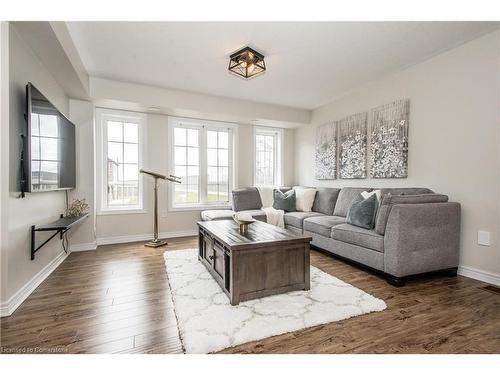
[203,236,214,265]
[213,243,225,278]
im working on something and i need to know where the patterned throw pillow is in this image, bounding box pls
[346,194,379,230]
[273,189,296,212]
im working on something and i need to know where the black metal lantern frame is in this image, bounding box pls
[228,46,266,79]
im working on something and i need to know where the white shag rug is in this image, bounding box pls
[164,249,386,354]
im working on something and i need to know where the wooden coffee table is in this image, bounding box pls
[197,220,312,305]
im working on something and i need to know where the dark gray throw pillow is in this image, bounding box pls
[346,194,378,230]
[273,189,296,212]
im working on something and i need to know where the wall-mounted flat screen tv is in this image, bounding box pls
[25,82,76,192]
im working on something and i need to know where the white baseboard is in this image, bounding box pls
[96,230,198,246]
[458,265,500,286]
[0,251,68,317]
[69,241,97,252]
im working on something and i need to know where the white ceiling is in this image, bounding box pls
[66,22,498,110]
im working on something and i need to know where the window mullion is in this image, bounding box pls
[200,126,207,205]
[121,122,125,205]
[103,119,108,211]
[216,131,220,201]
[228,129,233,199]
[273,134,278,185]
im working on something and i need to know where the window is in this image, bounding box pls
[173,127,200,204]
[207,129,230,203]
[169,117,235,210]
[254,127,283,186]
[96,109,146,214]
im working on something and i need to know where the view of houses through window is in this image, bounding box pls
[96,108,145,213]
[106,120,140,207]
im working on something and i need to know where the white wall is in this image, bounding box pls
[68,99,96,250]
[90,77,310,129]
[1,22,10,304]
[294,31,500,278]
[2,24,70,304]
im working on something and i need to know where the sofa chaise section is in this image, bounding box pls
[383,201,460,280]
[201,187,267,222]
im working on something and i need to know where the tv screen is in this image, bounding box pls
[25,82,76,192]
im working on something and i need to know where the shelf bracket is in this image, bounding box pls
[30,213,88,260]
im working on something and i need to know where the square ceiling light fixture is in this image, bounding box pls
[228,46,266,79]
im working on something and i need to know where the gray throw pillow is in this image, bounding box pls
[346,194,378,230]
[273,189,296,212]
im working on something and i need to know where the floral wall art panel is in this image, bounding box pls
[315,122,337,180]
[370,99,410,178]
[338,112,368,179]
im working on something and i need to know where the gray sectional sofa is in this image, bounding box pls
[201,186,461,286]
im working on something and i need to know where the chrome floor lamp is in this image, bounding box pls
[140,169,181,248]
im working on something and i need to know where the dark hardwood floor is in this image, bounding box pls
[1,236,499,354]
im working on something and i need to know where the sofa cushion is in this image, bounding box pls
[201,210,234,221]
[346,194,378,229]
[273,189,296,212]
[303,215,346,237]
[312,188,341,215]
[333,187,370,217]
[294,187,317,212]
[284,211,324,229]
[375,193,449,235]
[239,209,267,222]
[231,187,262,211]
[331,223,384,252]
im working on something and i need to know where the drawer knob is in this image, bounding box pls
[209,255,214,260]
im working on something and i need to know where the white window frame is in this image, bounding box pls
[167,116,237,212]
[96,108,147,215]
[253,126,284,187]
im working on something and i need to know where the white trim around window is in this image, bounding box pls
[95,108,147,215]
[253,126,284,187]
[167,116,238,212]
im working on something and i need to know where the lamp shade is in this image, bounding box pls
[228,47,266,79]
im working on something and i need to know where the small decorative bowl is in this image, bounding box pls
[232,214,255,233]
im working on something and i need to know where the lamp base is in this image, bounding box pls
[144,239,168,248]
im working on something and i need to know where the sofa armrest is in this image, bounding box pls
[384,202,461,277]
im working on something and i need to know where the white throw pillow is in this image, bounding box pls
[294,188,317,212]
[361,189,381,203]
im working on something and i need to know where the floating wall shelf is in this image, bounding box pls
[31,214,88,260]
